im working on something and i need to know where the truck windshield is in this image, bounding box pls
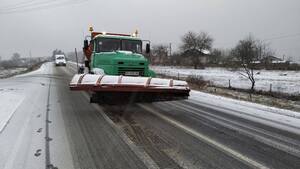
[96,38,142,53]
[97,39,121,52]
[122,40,142,54]
[56,56,65,60]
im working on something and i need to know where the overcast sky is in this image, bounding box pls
[0,0,299,61]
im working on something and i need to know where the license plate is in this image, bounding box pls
[125,71,140,76]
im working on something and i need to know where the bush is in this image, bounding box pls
[0,60,18,69]
[186,75,209,88]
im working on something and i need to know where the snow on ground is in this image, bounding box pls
[189,90,300,134]
[68,61,84,67]
[152,66,300,95]
[0,90,24,133]
[0,68,27,78]
[16,63,47,77]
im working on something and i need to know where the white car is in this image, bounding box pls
[55,55,66,66]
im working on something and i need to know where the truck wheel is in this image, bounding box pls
[78,67,84,74]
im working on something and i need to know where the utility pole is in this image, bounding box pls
[169,43,172,56]
[29,50,32,64]
[75,48,79,71]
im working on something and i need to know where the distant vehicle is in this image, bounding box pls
[55,55,66,66]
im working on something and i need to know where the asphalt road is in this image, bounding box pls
[0,62,299,169]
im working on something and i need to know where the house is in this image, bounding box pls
[182,49,211,65]
[261,56,288,64]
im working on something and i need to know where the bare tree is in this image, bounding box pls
[210,48,223,64]
[52,49,65,60]
[232,35,273,91]
[170,52,183,65]
[12,53,21,61]
[152,44,169,65]
[180,31,213,69]
[256,40,274,66]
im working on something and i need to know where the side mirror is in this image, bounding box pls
[146,43,151,54]
[83,40,89,49]
[84,60,89,67]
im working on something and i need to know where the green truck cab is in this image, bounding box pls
[84,33,156,77]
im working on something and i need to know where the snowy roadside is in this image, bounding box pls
[0,68,27,79]
[1,62,46,79]
[15,63,47,77]
[67,61,84,67]
[66,61,84,72]
[190,91,300,118]
[189,90,300,134]
[67,61,84,66]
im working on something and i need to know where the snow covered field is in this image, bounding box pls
[152,66,300,95]
[0,68,27,78]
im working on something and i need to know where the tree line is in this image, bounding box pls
[149,31,297,69]
[0,52,48,69]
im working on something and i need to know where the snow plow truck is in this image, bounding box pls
[69,27,190,104]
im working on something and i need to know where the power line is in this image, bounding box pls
[0,0,78,12]
[262,33,300,41]
[0,0,39,9]
[0,0,88,14]
[0,0,62,11]
[275,47,300,51]
[214,32,300,48]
